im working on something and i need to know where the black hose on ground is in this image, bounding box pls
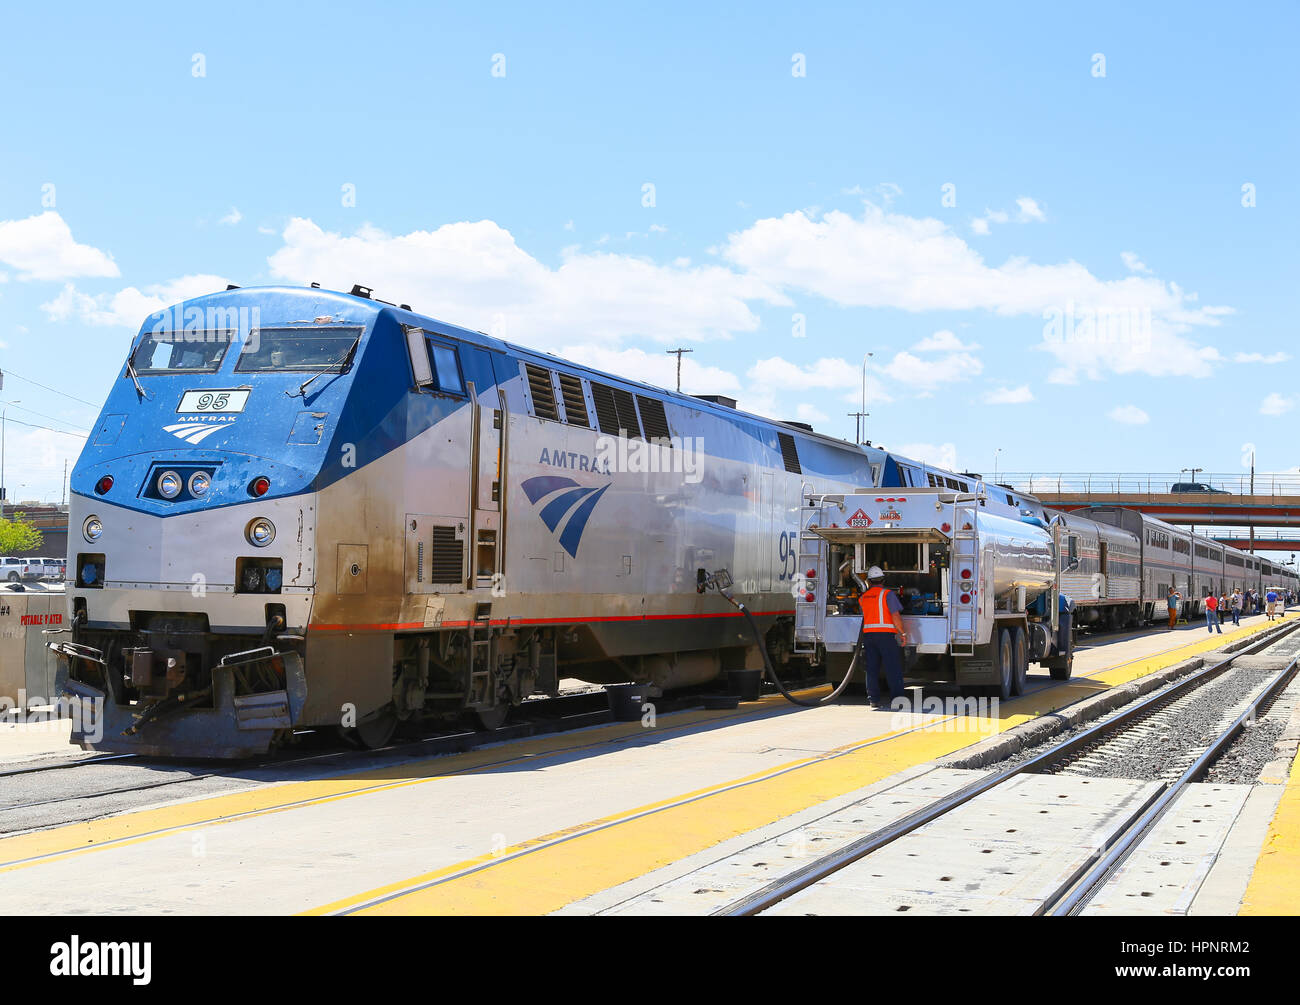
[735,602,861,707]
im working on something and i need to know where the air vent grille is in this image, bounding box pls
[777,432,801,474]
[430,525,463,583]
[525,364,559,421]
[558,373,589,427]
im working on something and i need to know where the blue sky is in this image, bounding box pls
[1,1,1297,513]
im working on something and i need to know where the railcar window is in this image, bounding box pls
[235,327,364,372]
[130,331,232,374]
[427,341,465,395]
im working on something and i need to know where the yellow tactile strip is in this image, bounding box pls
[1239,736,1300,915]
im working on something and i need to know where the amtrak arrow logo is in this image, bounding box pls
[163,422,230,445]
[521,475,611,558]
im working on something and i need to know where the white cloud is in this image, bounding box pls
[985,385,1034,404]
[257,225,277,235]
[913,329,978,352]
[970,209,1008,235]
[557,343,741,398]
[268,217,786,345]
[1260,393,1295,416]
[1121,250,1151,274]
[563,220,575,231]
[1108,404,1150,425]
[41,274,231,327]
[1015,197,1046,222]
[649,224,668,233]
[722,205,1232,381]
[0,425,84,503]
[219,207,243,226]
[0,212,119,280]
[880,349,982,389]
[893,442,958,470]
[1235,352,1290,364]
[794,402,829,424]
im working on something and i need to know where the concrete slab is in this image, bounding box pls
[1084,783,1251,915]
[765,774,1159,916]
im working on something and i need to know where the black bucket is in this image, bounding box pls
[606,683,648,721]
[727,668,763,702]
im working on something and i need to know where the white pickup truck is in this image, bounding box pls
[0,557,42,582]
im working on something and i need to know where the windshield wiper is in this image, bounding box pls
[124,355,150,400]
[287,332,363,398]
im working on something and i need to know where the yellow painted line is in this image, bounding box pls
[1239,722,1300,915]
[320,620,1283,915]
[0,687,831,873]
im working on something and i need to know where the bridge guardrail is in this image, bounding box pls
[998,472,1300,500]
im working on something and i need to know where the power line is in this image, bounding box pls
[1,416,88,439]
[0,368,101,409]
[1,399,91,435]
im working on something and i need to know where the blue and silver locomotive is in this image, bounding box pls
[56,284,933,756]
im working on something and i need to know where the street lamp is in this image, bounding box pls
[848,352,873,444]
[1,399,20,510]
[994,448,1003,484]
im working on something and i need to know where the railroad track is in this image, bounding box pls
[710,619,1300,916]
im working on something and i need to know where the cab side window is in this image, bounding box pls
[426,340,465,395]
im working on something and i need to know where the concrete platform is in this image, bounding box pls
[0,613,1291,915]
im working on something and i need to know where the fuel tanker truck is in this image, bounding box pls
[792,485,1074,699]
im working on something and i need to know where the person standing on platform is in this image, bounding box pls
[1205,592,1222,634]
[1166,587,1181,629]
[1266,588,1279,620]
[859,566,908,709]
[1230,588,1242,627]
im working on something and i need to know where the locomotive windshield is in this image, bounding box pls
[130,331,232,374]
[235,327,364,372]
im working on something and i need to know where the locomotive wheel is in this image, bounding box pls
[995,628,1013,702]
[1009,627,1028,697]
[336,709,399,750]
[473,704,510,731]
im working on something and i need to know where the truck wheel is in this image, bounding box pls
[6,572,18,583]
[1048,653,1073,681]
[1010,627,1028,696]
[996,628,1013,702]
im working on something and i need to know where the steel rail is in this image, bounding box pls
[1048,651,1300,916]
[720,619,1299,916]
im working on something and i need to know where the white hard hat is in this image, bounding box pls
[866,566,885,580]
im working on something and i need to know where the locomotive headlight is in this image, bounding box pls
[247,518,276,547]
[83,516,104,542]
[188,471,211,497]
[157,470,183,499]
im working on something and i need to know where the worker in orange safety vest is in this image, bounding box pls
[859,565,908,708]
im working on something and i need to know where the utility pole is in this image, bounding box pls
[846,410,869,443]
[666,348,693,392]
[62,459,68,507]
